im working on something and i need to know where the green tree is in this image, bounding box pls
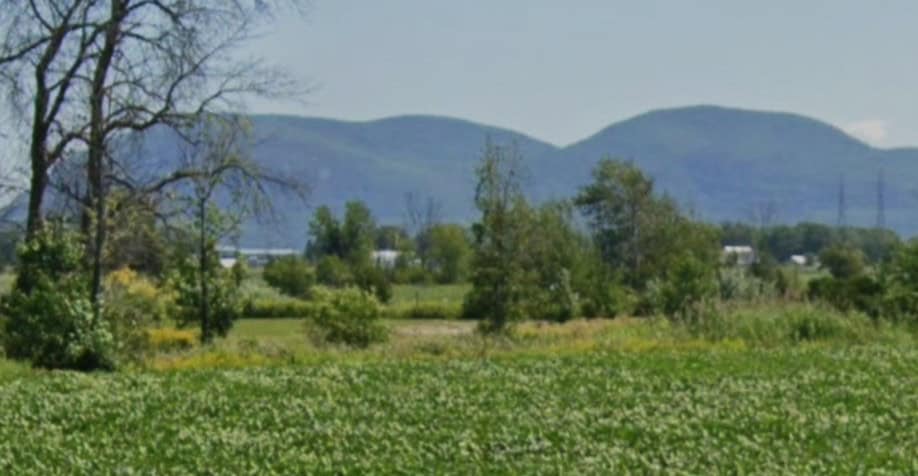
[170,116,297,343]
[307,201,377,266]
[524,202,593,321]
[426,224,472,284]
[306,206,343,261]
[575,159,655,287]
[341,201,376,265]
[576,159,719,289]
[462,140,533,332]
[168,241,241,341]
[307,202,391,300]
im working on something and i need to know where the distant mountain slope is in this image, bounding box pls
[236,114,559,246]
[544,106,917,232]
[123,106,918,246]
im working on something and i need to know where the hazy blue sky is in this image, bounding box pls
[250,0,917,147]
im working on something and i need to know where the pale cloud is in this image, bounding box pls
[844,119,889,146]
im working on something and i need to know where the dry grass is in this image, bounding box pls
[142,317,747,371]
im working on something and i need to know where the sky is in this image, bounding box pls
[246,0,918,148]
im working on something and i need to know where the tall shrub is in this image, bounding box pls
[262,256,314,298]
[0,228,116,370]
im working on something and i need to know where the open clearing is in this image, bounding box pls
[1,344,916,474]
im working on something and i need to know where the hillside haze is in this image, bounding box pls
[137,106,918,246]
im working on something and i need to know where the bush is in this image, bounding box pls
[820,245,867,279]
[0,228,116,371]
[808,275,883,316]
[653,254,717,321]
[580,279,636,318]
[105,268,171,322]
[262,256,314,298]
[306,288,388,348]
[104,267,174,360]
[880,240,918,324]
[147,328,197,352]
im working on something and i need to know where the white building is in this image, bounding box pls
[722,245,756,266]
[216,246,300,267]
[372,249,400,269]
[789,254,807,266]
[219,257,238,269]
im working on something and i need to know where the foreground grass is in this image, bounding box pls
[0,346,915,474]
[0,359,28,384]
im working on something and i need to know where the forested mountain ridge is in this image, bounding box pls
[132,106,918,246]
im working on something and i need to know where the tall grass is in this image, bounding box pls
[684,301,915,346]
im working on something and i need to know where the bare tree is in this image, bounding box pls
[85,1,309,311]
[403,191,443,268]
[2,1,308,312]
[0,1,101,238]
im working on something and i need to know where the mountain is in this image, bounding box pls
[91,106,918,246]
[231,114,558,246]
[541,106,918,231]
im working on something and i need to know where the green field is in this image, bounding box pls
[0,345,915,473]
[2,277,917,473]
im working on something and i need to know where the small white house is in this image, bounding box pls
[722,245,756,266]
[789,254,807,266]
[372,249,400,269]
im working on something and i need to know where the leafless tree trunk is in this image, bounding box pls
[404,191,443,269]
[1,1,99,239]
